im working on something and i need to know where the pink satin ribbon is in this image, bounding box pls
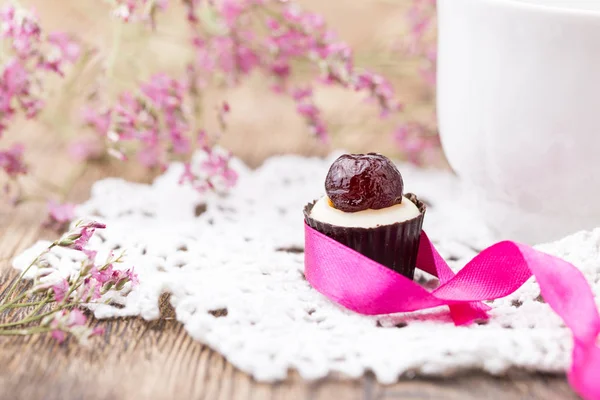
[304,224,600,400]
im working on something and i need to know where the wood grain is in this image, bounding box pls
[0,131,582,400]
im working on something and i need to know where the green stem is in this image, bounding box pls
[0,254,45,311]
[66,279,84,302]
[0,294,51,328]
[0,244,55,312]
[0,327,51,336]
[0,292,29,312]
[11,296,51,321]
[0,304,69,328]
[30,295,50,313]
[6,300,48,308]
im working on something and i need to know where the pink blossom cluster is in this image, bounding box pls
[0,5,80,129]
[405,0,437,87]
[291,87,326,141]
[33,219,139,343]
[393,0,439,165]
[84,71,238,191]
[83,0,404,193]
[72,251,138,304]
[83,74,189,167]
[110,0,168,27]
[43,309,104,343]
[56,219,107,250]
[45,200,76,231]
[190,0,400,141]
[1,0,438,220]
[112,73,190,168]
[393,121,440,165]
[0,5,79,180]
[0,143,27,179]
[179,131,238,192]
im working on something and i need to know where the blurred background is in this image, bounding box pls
[8,0,441,169]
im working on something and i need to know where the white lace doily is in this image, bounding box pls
[13,152,600,383]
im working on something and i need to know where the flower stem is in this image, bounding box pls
[0,327,51,336]
[16,295,50,320]
[0,257,42,311]
[0,245,54,312]
[7,300,48,308]
[0,292,30,313]
[0,294,51,328]
[0,304,68,328]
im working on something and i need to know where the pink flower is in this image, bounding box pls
[112,0,168,27]
[88,73,192,171]
[57,220,106,251]
[51,329,66,343]
[179,162,196,185]
[353,71,400,117]
[80,277,102,301]
[270,60,290,79]
[72,228,95,251]
[394,122,439,166]
[67,309,87,326]
[0,60,37,132]
[51,278,69,303]
[46,200,76,226]
[201,151,238,188]
[179,149,238,193]
[291,87,312,101]
[2,59,28,95]
[221,0,243,28]
[0,143,28,178]
[91,263,138,292]
[127,268,139,286]
[81,107,111,135]
[91,326,105,336]
[1,5,42,58]
[42,32,81,75]
[91,264,115,284]
[47,32,80,63]
[290,87,327,141]
[47,309,89,343]
[83,249,97,263]
[194,35,260,83]
[0,5,80,140]
[114,268,139,290]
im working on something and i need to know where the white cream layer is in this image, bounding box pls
[310,195,420,228]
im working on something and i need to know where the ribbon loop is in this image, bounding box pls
[304,223,600,400]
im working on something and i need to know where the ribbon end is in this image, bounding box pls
[569,341,600,400]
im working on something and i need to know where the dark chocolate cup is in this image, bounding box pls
[304,193,426,279]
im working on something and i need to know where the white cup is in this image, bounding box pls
[437,0,600,244]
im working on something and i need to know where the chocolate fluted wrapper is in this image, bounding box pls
[304,193,426,279]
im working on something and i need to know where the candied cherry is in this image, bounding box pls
[325,153,404,212]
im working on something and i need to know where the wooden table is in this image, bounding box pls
[0,133,581,400]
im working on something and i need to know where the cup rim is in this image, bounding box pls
[483,0,600,17]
